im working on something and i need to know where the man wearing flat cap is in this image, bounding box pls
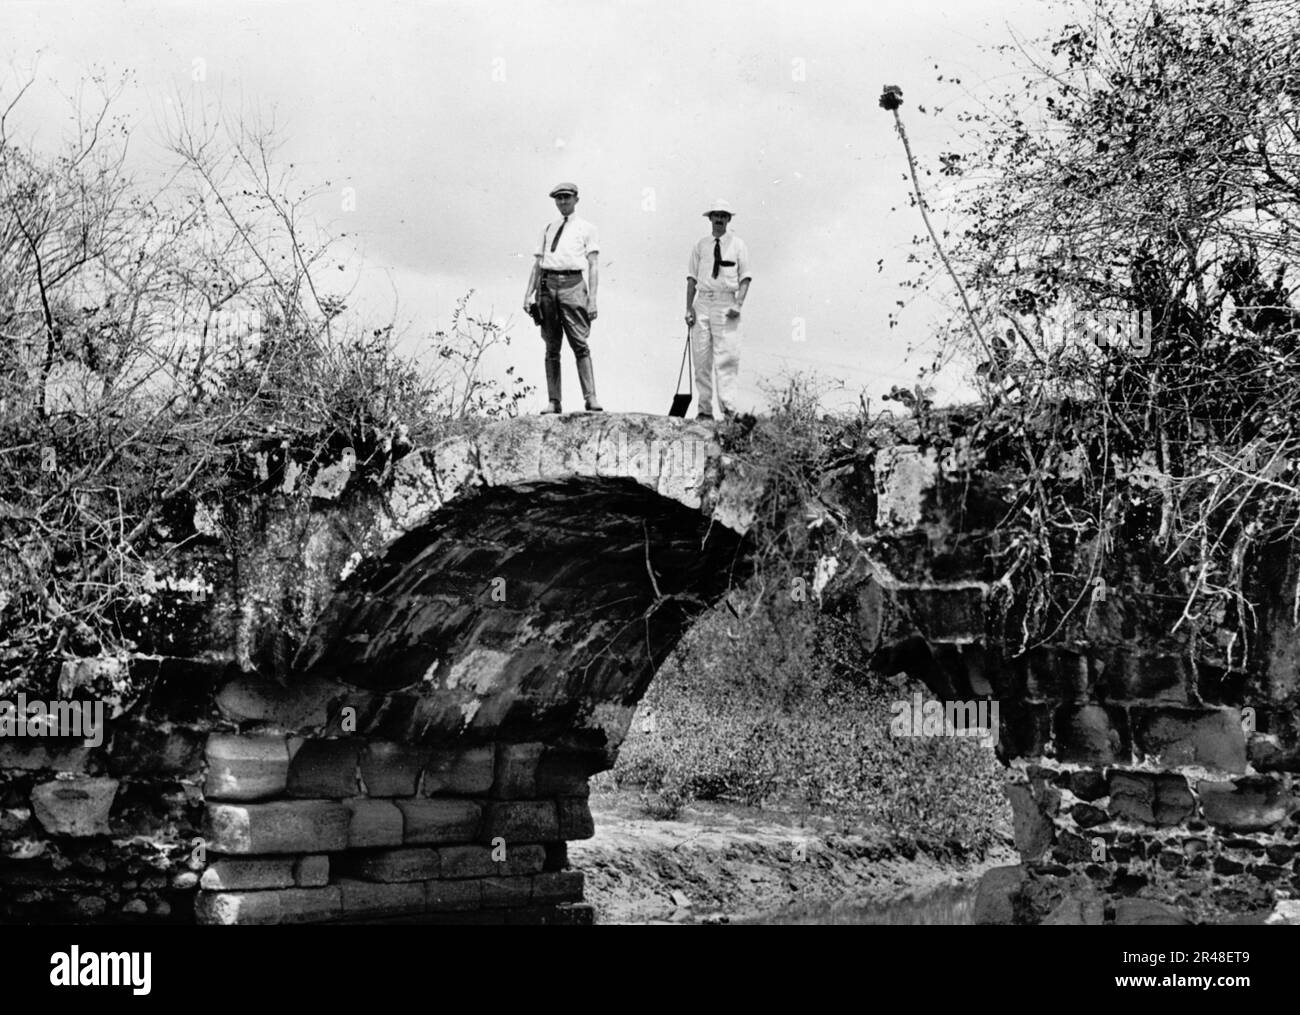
[685,199,751,420]
[523,182,602,412]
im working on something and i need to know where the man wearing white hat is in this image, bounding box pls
[523,182,602,413]
[685,199,751,420]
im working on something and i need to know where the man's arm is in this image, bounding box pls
[586,251,599,320]
[727,239,751,317]
[686,240,700,325]
[523,258,540,310]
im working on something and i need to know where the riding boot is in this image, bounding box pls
[576,355,603,411]
[540,358,562,414]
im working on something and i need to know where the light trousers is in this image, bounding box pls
[691,290,741,416]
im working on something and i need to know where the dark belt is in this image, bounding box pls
[542,269,583,276]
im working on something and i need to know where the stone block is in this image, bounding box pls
[549,902,595,925]
[1198,776,1292,832]
[492,742,544,798]
[338,878,427,918]
[1114,899,1192,925]
[1053,705,1129,764]
[107,722,206,778]
[397,798,482,844]
[480,875,534,908]
[1051,828,1096,863]
[894,585,985,641]
[438,844,546,879]
[1102,774,1190,826]
[345,798,404,848]
[195,887,341,925]
[1067,769,1108,802]
[1070,803,1108,829]
[279,887,343,924]
[532,870,584,905]
[1196,664,1249,706]
[973,865,1024,925]
[427,878,481,912]
[1024,646,1090,701]
[286,739,360,798]
[351,847,440,882]
[205,800,350,854]
[996,701,1051,761]
[1041,891,1104,925]
[423,745,495,795]
[536,752,594,797]
[200,857,296,891]
[30,777,118,837]
[1154,774,1196,826]
[204,734,290,801]
[482,801,560,842]
[0,740,92,773]
[1132,708,1246,774]
[1107,772,1155,824]
[557,797,595,840]
[359,741,427,797]
[1247,735,1300,772]
[544,842,569,872]
[1004,784,1053,860]
[195,890,281,926]
[295,854,330,887]
[1267,843,1295,865]
[215,674,341,728]
[1100,653,1188,703]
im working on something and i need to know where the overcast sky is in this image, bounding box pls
[6,0,1060,414]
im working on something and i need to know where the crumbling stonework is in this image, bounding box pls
[4,412,1299,923]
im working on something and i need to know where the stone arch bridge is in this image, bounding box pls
[3,413,1299,926]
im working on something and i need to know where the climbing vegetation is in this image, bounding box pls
[0,81,526,693]
[897,0,1300,666]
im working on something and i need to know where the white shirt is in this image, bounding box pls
[688,232,752,294]
[536,214,599,271]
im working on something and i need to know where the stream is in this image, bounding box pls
[737,878,979,925]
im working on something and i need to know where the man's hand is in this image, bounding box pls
[726,304,742,319]
[685,309,696,327]
[588,299,598,321]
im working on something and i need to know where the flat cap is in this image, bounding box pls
[549,182,579,197]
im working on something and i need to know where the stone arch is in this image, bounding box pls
[294,473,749,757]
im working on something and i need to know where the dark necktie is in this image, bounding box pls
[551,215,569,252]
[712,238,722,279]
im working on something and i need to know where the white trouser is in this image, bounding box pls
[691,290,742,416]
